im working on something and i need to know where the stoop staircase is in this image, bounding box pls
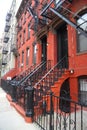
[13,60,51,108]
[33,55,70,107]
[10,56,70,110]
[11,63,38,85]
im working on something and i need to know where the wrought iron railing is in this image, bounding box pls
[16,60,51,109]
[11,63,37,84]
[19,60,51,86]
[9,62,44,107]
[34,56,68,106]
[1,79,12,95]
[34,92,87,130]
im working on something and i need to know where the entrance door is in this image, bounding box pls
[41,36,47,62]
[57,24,68,68]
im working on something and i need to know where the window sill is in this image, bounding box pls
[76,51,87,56]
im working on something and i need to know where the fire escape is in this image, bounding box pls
[40,0,87,37]
[26,0,48,33]
[2,13,12,66]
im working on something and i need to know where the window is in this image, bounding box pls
[28,24,30,39]
[77,13,87,52]
[24,12,26,24]
[79,78,87,106]
[20,34,22,46]
[21,51,24,66]
[17,38,19,48]
[33,43,37,64]
[23,30,26,43]
[26,48,30,65]
[18,54,20,68]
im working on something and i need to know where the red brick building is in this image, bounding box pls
[15,0,87,104]
[2,0,87,122]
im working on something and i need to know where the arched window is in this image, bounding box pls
[77,13,87,52]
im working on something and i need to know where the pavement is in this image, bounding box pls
[0,87,40,130]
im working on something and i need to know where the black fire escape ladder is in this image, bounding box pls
[26,1,39,32]
[40,0,87,37]
[26,0,47,32]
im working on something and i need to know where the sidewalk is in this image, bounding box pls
[0,87,40,130]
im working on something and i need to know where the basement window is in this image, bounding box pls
[77,13,87,53]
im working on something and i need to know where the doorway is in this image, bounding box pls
[41,36,47,62]
[57,24,68,68]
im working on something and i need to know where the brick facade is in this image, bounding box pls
[4,0,87,105]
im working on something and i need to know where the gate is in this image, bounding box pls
[34,92,87,130]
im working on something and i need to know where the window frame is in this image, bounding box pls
[21,51,24,66]
[28,23,30,40]
[78,76,87,106]
[32,43,37,64]
[26,47,30,66]
[77,12,87,53]
[23,29,26,43]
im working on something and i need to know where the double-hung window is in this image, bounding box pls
[79,78,87,106]
[77,13,87,52]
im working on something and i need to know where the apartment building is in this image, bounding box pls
[1,0,22,79]
[14,0,87,104]
[1,0,87,128]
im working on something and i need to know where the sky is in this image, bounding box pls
[0,0,22,39]
[0,0,12,38]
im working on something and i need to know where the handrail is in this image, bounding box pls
[10,62,43,86]
[20,60,49,86]
[12,64,36,81]
[17,61,44,86]
[34,55,67,87]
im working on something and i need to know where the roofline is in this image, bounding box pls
[16,0,28,20]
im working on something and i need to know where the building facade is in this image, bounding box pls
[15,0,87,105]
[1,0,87,125]
[1,0,22,79]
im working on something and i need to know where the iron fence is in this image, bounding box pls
[34,92,87,130]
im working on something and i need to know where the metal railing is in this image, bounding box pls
[20,60,51,86]
[11,63,37,84]
[16,60,51,109]
[34,56,68,106]
[1,79,12,95]
[34,92,87,130]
